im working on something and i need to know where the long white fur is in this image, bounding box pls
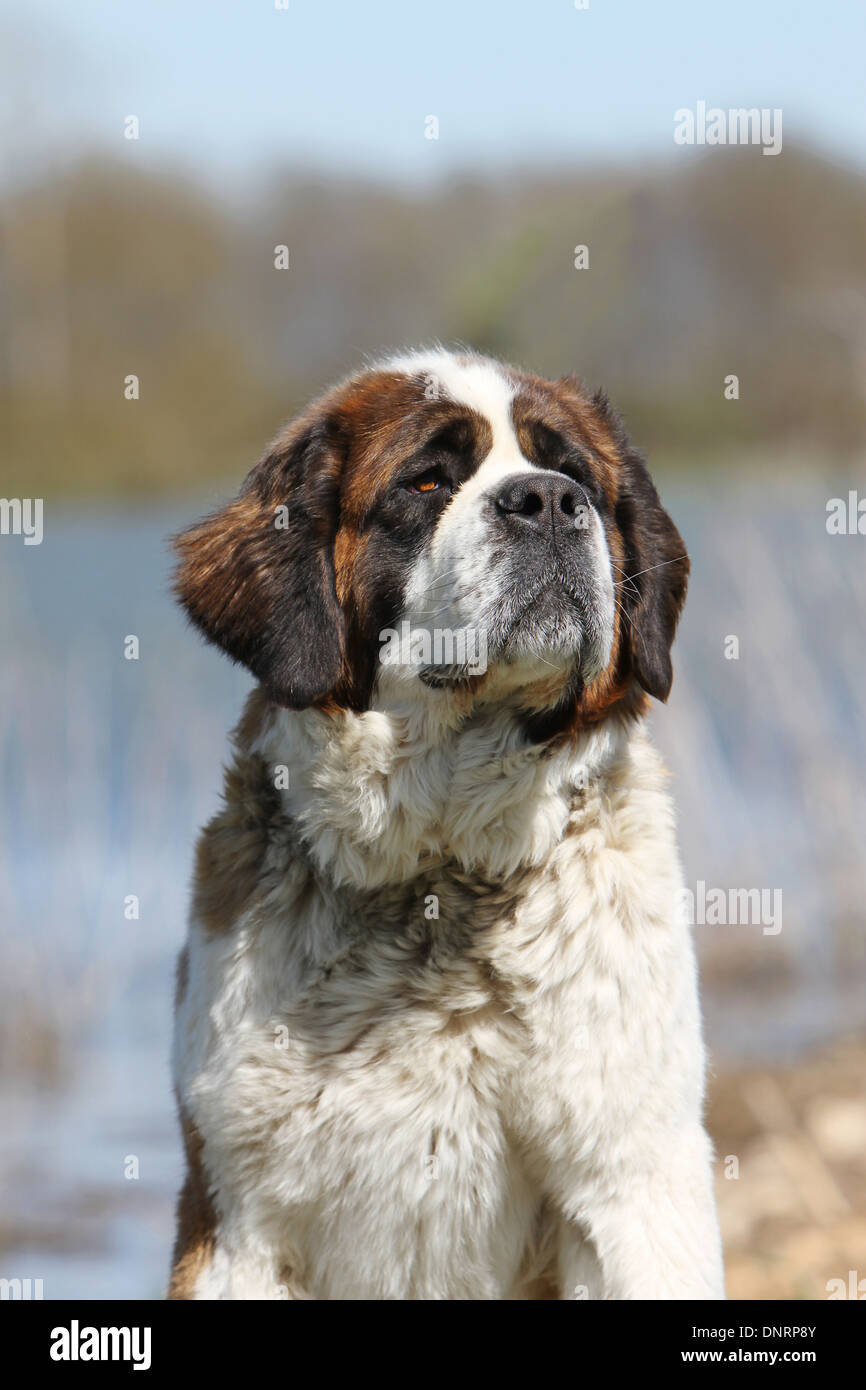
[172,351,724,1300]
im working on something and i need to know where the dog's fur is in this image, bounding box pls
[169,348,724,1300]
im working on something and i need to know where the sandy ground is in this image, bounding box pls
[708,1036,866,1300]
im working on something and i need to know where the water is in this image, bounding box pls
[1,478,864,1298]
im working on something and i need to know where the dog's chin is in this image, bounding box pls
[400,579,613,698]
[486,583,586,665]
[416,589,598,695]
[489,581,615,688]
[498,590,581,653]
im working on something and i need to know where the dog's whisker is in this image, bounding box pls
[612,555,688,586]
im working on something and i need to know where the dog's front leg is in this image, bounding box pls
[560,1134,725,1301]
[168,1126,312,1300]
[169,1246,310,1301]
[169,1216,311,1301]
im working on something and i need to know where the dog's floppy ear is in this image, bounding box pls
[615,446,689,702]
[173,414,346,708]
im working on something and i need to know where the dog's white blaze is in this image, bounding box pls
[384,347,523,463]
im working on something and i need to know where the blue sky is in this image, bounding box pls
[4,0,866,186]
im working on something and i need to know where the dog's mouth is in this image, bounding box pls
[411,568,611,692]
[488,566,604,657]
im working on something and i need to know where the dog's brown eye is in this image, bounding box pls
[406,469,444,495]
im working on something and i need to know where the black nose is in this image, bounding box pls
[494,471,588,538]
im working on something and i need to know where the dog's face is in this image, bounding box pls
[174,350,688,733]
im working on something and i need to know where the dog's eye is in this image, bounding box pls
[405,468,445,495]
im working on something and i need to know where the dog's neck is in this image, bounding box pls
[248,679,638,890]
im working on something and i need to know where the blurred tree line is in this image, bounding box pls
[2,146,864,497]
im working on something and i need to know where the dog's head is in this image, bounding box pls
[174,350,688,734]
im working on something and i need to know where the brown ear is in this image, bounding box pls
[173,416,346,708]
[615,446,689,702]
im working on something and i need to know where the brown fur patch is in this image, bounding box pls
[191,700,281,934]
[510,375,620,497]
[520,1269,561,1300]
[167,1111,218,1299]
[234,684,274,748]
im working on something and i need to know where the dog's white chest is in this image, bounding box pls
[185,938,544,1299]
[173,727,720,1301]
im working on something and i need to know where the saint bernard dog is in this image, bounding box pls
[169,348,724,1301]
